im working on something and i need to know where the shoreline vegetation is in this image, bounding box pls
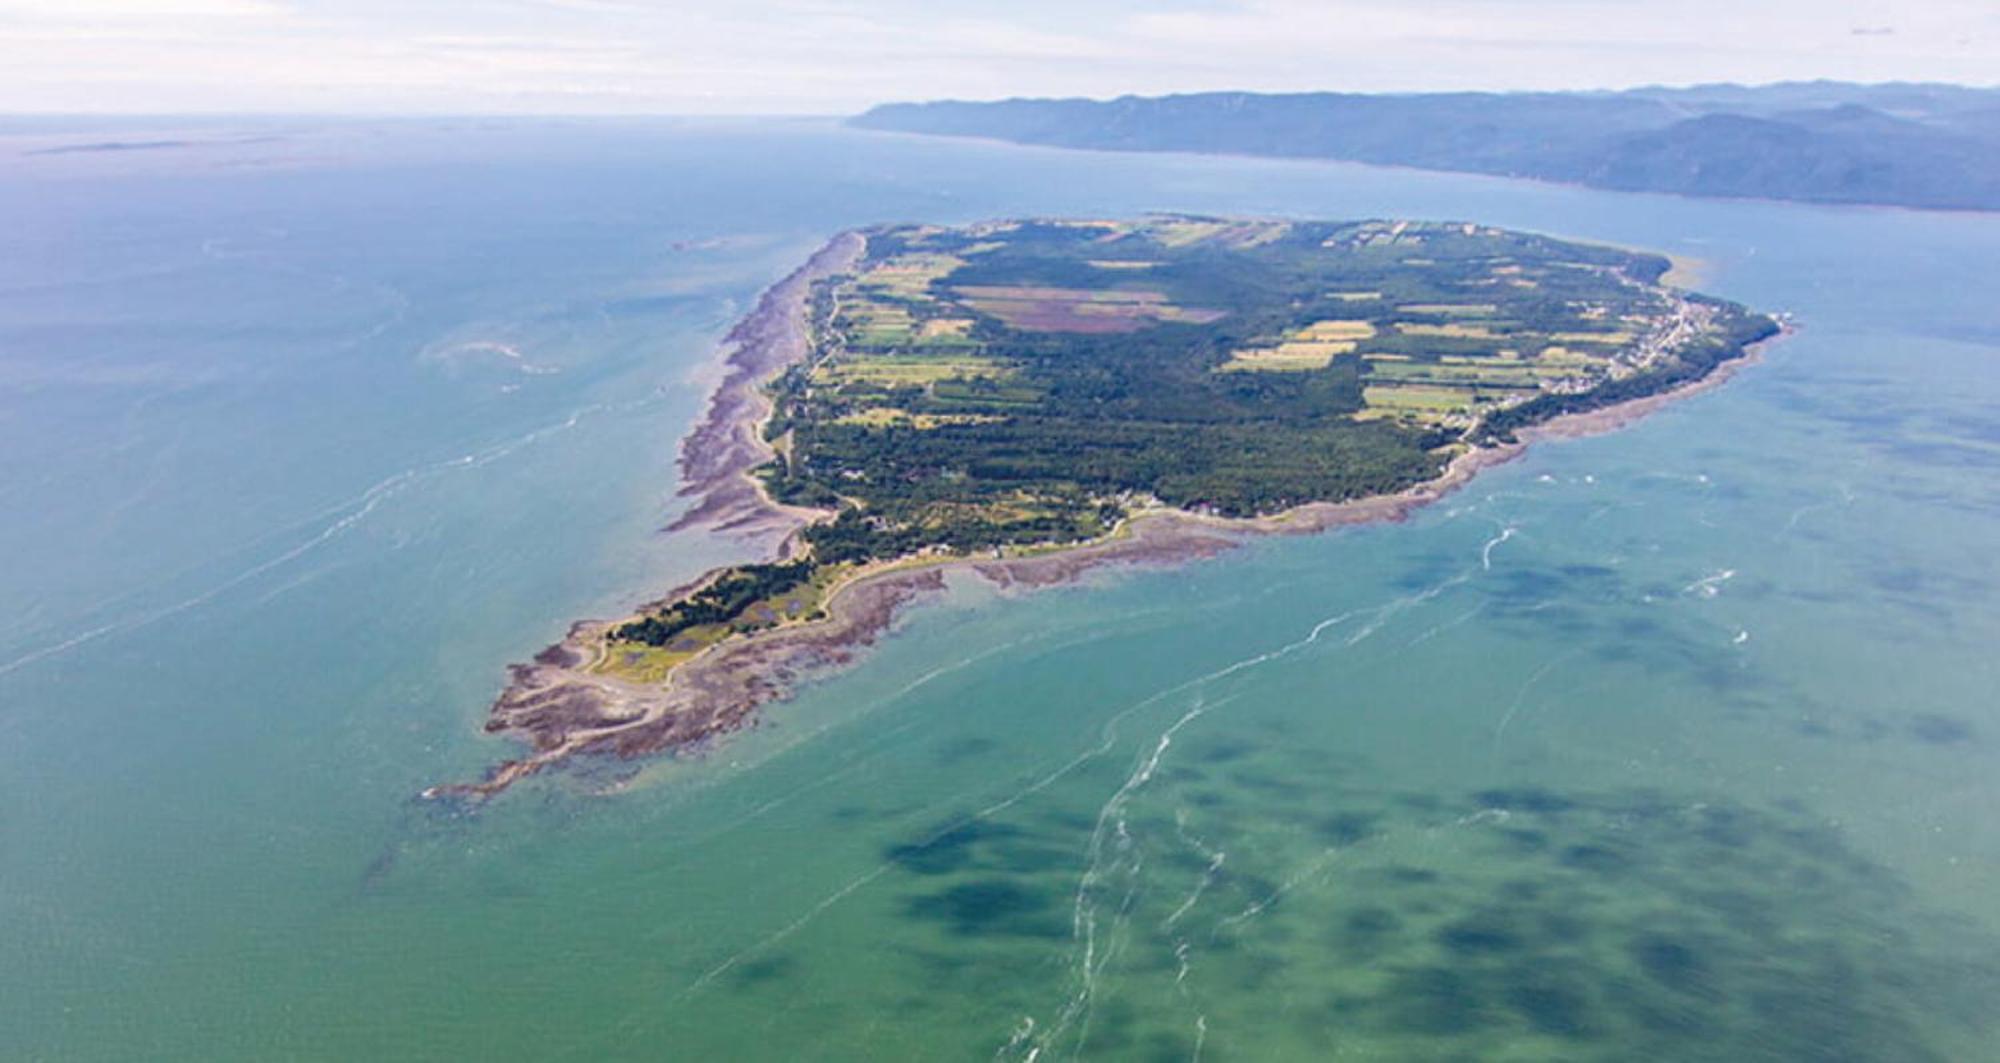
[432,219,1782,800]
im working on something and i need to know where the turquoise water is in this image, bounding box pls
[4,118,1999,1060]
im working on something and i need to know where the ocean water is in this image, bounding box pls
[3,117,1998,1060]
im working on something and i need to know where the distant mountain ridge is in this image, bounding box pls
[851,83,2000,211]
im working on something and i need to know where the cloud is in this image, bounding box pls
[0,0,285,17]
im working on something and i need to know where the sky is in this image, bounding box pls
[1,0,1994,114]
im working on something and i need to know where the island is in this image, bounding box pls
[436,216,1780,799]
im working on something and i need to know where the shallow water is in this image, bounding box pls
[3,117,1998,1060]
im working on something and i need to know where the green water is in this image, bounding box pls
[3,118,1998,1059]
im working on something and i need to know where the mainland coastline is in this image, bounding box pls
[436,224,1783,800]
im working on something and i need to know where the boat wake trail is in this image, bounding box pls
[1010,571,1473,1060]
[0,398,654,685]
[617,567,1483,1056]
[1481,524,1517,570]
[1777,481,1856,539]
[1492,648,1584,745]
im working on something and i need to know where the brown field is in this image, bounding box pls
[953,285,1227,334]
[956,285,1167,303]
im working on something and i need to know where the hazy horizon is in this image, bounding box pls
[7,76,2000,123]
[2,0,1993,116]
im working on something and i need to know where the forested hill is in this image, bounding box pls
[851,82,2000,212]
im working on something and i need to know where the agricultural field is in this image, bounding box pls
[610,216,1775,652]
[778,215,1775,517]
[952,284,1227,333]
[1219,319,1376,372]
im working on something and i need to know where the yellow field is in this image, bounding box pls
[1143,218,1230,247]
[1550,330,1635,345]
[917,317,976,339]
[1297,319,1377,340]
[1218,319,1374,372]
[1218,340,1357,372]
[854,253,964,300]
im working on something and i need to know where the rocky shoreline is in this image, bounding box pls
[666,230,865,552]
[433,237,1785,801]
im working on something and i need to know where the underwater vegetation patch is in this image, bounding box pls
[882,774,2000,1060]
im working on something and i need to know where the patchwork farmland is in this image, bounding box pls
[598,214,1776,678]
